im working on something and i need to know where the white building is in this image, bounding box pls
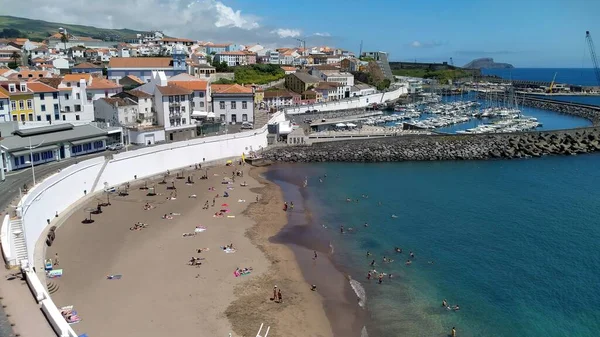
[28,82,61,122]
[211,84,254,124]
[94,97,139,126]
[118,47,130,58]
[246,44,264,53]
[57,74,95,123]
[214,51,247,67]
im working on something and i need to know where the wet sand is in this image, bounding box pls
[46,164,333,337]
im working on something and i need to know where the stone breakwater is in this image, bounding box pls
[264,128,600,162]
[477,93,600,125]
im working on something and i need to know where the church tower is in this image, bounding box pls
[172,44,187,73]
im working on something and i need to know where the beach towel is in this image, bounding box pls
[194,227,206,233]
[107,274,122,280]
[238,199,246,203]
[47,269,63,278]
[223,248,236,254]
[45,259,53,271]
[227,215,236,218]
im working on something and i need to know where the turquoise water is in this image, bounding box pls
[269,155,600,337]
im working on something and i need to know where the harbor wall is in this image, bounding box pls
[477,92,600,125]
[263,127,600,162]
[284,86,407,115]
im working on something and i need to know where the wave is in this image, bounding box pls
[361,325,369,337]
[349,277,367,308]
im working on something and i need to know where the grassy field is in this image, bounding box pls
[0,16,147,41]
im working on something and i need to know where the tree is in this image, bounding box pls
[206,55,212,64]
[60,33,69,51]
[9,51,20,67]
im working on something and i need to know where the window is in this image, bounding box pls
[219,101,225,109]
[180,95,185,101]
[46,115,51,121]
[28,113,33,121]
[105,91,108,98]
[220,114,225,121]
[72,145,82,153]
[37,116,42,121]
[125,117,129,123]
[192,102,195,108]
[40,93,45,100]
[175,95,180,102]
[41,104,46,112]
[67,82,71,87]
[65,106,71,112]
[242,101,247,109]
[83,143,91,151]
[231,101,236,109]
[169,107,174,113]
[168,96,173,103]
[27,100,32,109]
[20,114,25,121]
[200,101,204,107]
[182,118,186,124]
[77,82,81,87]
[242,114,248,122]
[19,101,24,110]
[62,115,66,120]
[94,141,104,148]
[74,105,81,112]
[76,115,80,120]
[55,113,60,120]
[54,104,59,113]
[53,92,58,99]
[20,85,26,91]
[191,92,195,98]
[65,94,70,100]
[199,92,204,98]
[33,153,40,161]
[14,157,19,166]
[11,101,16,110]
[76,93,80,100]
[0,101,3,110]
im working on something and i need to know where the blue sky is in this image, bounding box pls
[6,0,600,68]
[231,0,600,67]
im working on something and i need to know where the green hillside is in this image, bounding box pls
[0,15,147,42]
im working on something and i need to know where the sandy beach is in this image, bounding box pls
[46,163,333,337]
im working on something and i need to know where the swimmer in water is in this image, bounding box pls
[406,260,412,265]
[395,247,402,253]
[383,256,388,263]
[410,252,415,258]
[391,214,398,218]
[340,225,344,234]
[370,260,375,267]
[366,251,371,257]
[442,299,447,307]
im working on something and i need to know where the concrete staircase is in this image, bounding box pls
[91,157,111,192]
[10,218,27,264]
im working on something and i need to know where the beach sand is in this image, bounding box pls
[46,164,333,337]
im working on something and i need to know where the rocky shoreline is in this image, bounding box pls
[264,127,600,162]
[477,93,600,125]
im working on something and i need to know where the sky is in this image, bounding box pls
[3,0,600,67]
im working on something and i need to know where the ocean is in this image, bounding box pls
[268,156,600,337]
[482,68,599,87]
[482,68,600,107]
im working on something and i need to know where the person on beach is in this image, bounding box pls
[212,198,216,207]
[277,289,282,303]
[272,286,277,301]
[452,327,456,337]
[290,201,294,210]
[367,271,372,280]
[370,259,375,267]
[283,202,288,211]
[378,273,383,284]
[313,251,318,260]
[54,253,59,266]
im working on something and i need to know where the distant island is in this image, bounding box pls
[463,58,514,69]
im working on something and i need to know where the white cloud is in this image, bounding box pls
[314,32,331,37]
[3,0,305,44]
[271,28,301,38]
[410,40,443,48]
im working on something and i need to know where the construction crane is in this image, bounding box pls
[585,31,600,86]
[449,57,454,66]
[547,72,558,93]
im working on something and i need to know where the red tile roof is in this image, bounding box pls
[27,82,59,93]
[170,80,208,91]
[156,84,192,96]
[211,84,253,94]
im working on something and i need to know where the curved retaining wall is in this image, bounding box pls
[284,86,407,115]
[12,111,286,337]
[264,127,600,162]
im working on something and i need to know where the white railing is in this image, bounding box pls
[1,215,13,266]
[11,110,285,337]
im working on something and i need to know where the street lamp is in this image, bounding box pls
[24,137,46,186]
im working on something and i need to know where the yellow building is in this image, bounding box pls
[254,88,264,105]
[0,82,35,122]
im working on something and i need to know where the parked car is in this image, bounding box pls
[240,122,254,130]
[106,143,124,151]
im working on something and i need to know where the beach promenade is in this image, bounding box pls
[45,164,333,337]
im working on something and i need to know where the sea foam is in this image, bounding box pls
[349,277,366,308]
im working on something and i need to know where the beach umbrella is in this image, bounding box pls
[221,203,229,207]
[335,123,346,127]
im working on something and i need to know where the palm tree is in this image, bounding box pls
[8,51,19,68]
[60,33,69,51]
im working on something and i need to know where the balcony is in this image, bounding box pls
[169,102,181,107]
